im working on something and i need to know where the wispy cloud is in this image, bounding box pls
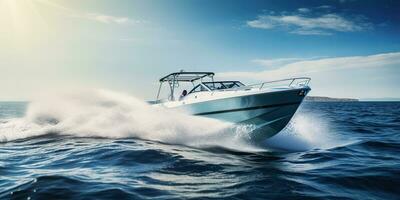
[246,7,372,35]
[85,13,130,24]
[69,12,147,25]
[220,52,400,81]
[290,29,333,35]
[317,5,333,9]
[251,57,305,68]
[74,13,142,25]
[31,1,143,26]
[297,8,311,13]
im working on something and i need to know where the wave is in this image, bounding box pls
[1,175,139,200]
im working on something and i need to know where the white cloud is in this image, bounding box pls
[25,1,143,26]
[73,13,142,25]
[252,57,304,68]
[298,8,311,13]
[247,18,275,29]
[246,9,371,35]
[220,52,400,81]
[290,29,332,35]
[317,5,333,9]
[86,13,130,24]
[219,52,400,98]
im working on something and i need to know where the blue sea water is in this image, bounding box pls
[1,98,400,199]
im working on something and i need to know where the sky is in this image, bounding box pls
[0,0,399,100]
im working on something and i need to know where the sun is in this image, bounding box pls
[0,0,44,44]
[0,0,69,47]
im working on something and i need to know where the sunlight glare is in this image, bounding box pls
[0,0,49,47]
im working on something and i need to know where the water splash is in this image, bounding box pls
[0,89,348,152]
[262,112,343,151]
[0,89,260,151]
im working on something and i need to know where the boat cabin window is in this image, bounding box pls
[204,82,226,90]
[222,81,245,88]
[203,81,245,90]
[188,81,245,94]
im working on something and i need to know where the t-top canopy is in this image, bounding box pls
[159,72,215,82]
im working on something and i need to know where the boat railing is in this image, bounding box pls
[220,77,311,91]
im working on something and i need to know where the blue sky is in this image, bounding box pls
[0,0,399,100]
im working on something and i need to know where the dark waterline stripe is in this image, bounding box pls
[194,101,301,116]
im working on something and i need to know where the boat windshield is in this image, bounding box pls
[203,81,245,90]
[188,81,244,94]
[189,84,209,94]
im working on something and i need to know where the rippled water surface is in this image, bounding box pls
[1,99,400,199]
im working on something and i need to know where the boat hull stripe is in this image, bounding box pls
[194,101,302,116]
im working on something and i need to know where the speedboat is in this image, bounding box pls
[149,71,311,142]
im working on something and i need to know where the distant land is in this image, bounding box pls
[305,96,359,102]
[360,98,400,102]
[305,96,400,102]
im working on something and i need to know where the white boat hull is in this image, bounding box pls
[156,86,311,142]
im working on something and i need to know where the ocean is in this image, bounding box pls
[1,91,399,199]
